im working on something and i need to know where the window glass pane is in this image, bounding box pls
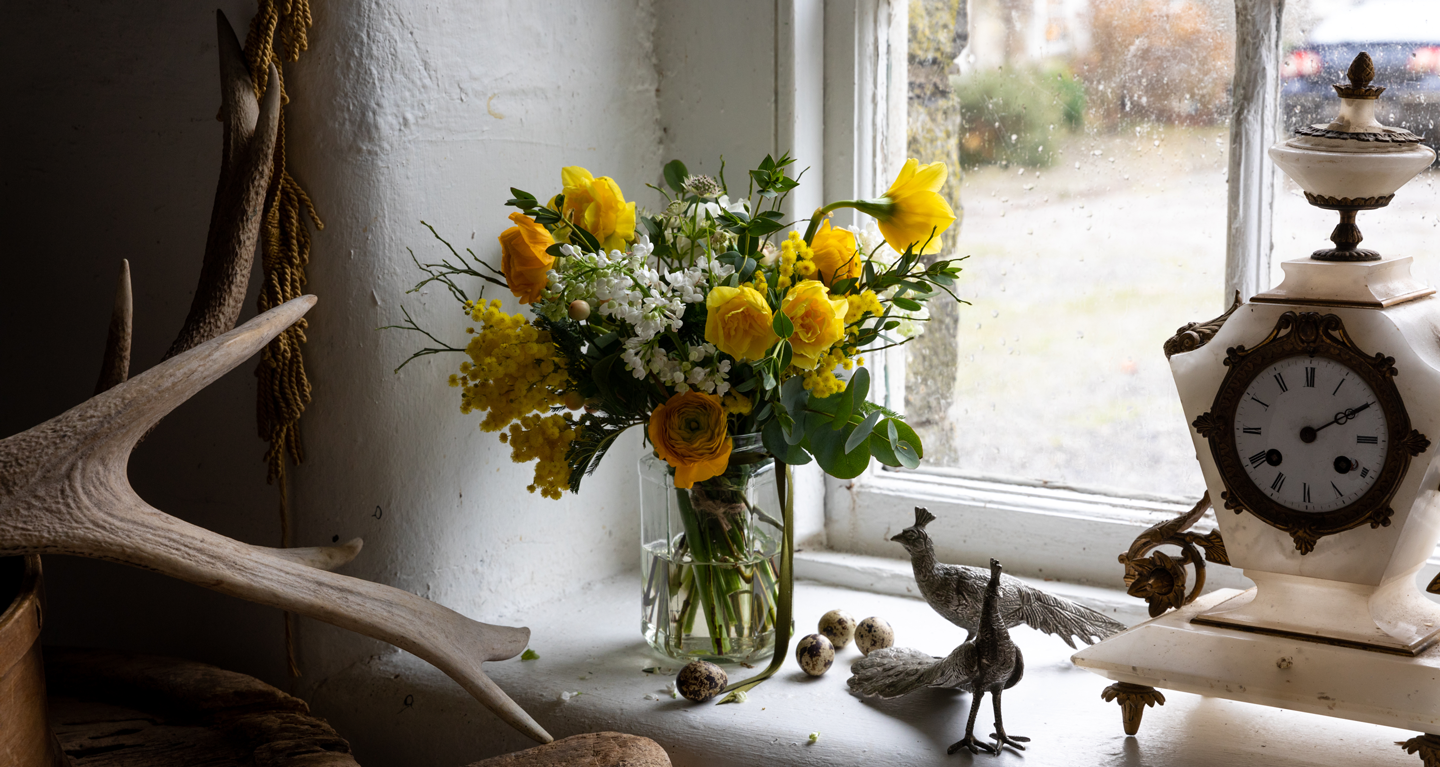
[1273,0,1440,289]
[901,0,1235,498]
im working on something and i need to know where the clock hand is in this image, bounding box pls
[1315,402,1371,433]
[1301,402,1372,443]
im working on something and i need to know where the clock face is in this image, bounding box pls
[1193,310,1428,554]
[1233,355,1389,513]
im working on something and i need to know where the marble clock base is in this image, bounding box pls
[1073,588,1440,734]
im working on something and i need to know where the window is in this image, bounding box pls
[902,0,1234,501]
[822,0,1440,584]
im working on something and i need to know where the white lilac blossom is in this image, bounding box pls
[543,234,738,389]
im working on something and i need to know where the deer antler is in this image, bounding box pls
[95,12,283,389]
[94,259,133,393]
[1,297,553,744]
[162,11,281,361]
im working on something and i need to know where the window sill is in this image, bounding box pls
[826,467,1256,590]
[304,566,1423,767]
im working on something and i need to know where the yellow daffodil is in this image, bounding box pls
[806,159,956,256]
[808,220,862,287]
[497,212,555,304]
[560,166,637,251]
[705,285,779,361]
[781,280,849,369]
[649,391,732,488]
[869,159,955,254]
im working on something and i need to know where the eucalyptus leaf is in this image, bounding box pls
[849,366,871,406]
[762,418,813,465]
[785,410,808,445]
[780,375,808,414]
[869,418,924,468]
[775,339,793,371]
[754,400,773,421]
[664,160,689,193]
[833,390,855,430]
[846,410,884,453]
[738,257,759,283]
[892,296,923,312]
[772,311,794,339]
[806,415,871,479]
[893,439,921,469]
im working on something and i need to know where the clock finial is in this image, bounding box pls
[1334,51,1385,100]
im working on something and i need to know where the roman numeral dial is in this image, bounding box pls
[1233,355,1388,513]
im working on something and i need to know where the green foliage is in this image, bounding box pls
[758,368,924,478]
[953,65,1085,169]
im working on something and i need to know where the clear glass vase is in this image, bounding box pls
[639,434,782,664]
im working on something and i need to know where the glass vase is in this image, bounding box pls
[639,434,782,664]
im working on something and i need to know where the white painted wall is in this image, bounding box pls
[281,0,665,705]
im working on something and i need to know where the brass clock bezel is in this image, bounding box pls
[1192,311,1430,554]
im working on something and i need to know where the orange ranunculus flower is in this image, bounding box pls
[498,212,555,304]
[561,166,637,251]
[781,280,849,369]
[809,220,862,287]
[649,391,732,488]
[704,285,779,361]
[872,158,956,255]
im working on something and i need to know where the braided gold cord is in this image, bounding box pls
[244,0,321,679]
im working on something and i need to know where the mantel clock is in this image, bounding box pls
[1074,54,1440,764]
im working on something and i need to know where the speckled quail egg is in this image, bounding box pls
[795,633,835,676]
[818,609,857,649]
[676,660,728,702]
[855,616,895,656]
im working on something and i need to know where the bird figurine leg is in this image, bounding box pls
[947,690,998,755]
[988,688,1030,751]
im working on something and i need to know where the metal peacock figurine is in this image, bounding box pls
[848,558,1029,754]
[888,507,1125,647]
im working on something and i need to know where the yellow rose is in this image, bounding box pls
[809,220,862,287]
[561,166,637,251]
[649,391,732,489]
[497,212,555,304]
[872,158,956,255]
[704,285,779,362]
[781,280,849,369]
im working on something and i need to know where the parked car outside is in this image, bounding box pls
[1282,0,1440,146]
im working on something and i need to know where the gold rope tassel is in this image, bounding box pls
[244,0,322,679]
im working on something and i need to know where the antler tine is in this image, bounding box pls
[163,11,281,361]
[0,300,553,743]
[94,259,133,394]
[1,297,314,497]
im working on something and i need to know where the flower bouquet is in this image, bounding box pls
[395,154,962,693]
